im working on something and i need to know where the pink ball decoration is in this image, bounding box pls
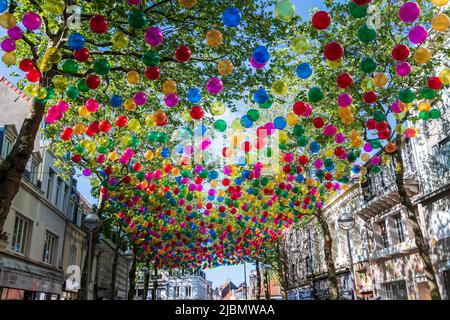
[56,100,69,113]
[45,114,56,124]
[323,124,337,136]
[164,93,179,107]
[133,91,148,105]
[264,122,276,135]
[391,100,405,114]
[126,0,143,4]
[408,25,427,44]
[22,12,41,30]
[85,98,99,112]
[144,27,163,46]
[250,57,266,69]
[200,138,211,150]
[313,159,323,169]
[284,152,294,163]
[337,93,352,107]
[7,26,23,40]
[302,104,313,117]
[398,2,420,23]
[206,77,223,95]
[1,39,16,52]
[371,156,381,165]
[334,133,346,144]
[396,61,412,77]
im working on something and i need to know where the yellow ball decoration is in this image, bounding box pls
[128,118,141,132]
[211,101,226,116]
[124,98,137,112]
[374,72,388,88]
[431,0,448,5]
[23,84,35,97]
[45,47,62,64]
[73,123,86,135]
[291,35,309,54]
[326,59,343,68]
[413,48,431,65]
[285,112,298,126]
[432,13,449,32]
[33,86,47,99]
[0,13,16,29]
[163,79,177,95]
[126,70,140,84]
[272,80,288,95]
[37,57,53,72]
[206,29,223,47]
[78,105,89,117]
[145,115,156,127]
[53,75,69,91]
[112,32,129,49]
[218,60,233,76]
[2,52,15,66]
[418,101,431,112]
[178,0,197,8]
[361,77,374,91]
[44,0,66,14]
[145,150,154,161]
[439,68,450,85]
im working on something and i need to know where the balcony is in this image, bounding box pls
[369,239,417,261]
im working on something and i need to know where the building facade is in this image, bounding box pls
[166,270,212,300]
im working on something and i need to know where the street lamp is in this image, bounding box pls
[83,213,100,300]
[337,211,357,300]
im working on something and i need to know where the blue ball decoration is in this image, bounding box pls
[110,94,123,108]
[253,87,269,104]
[187,88,202,103]
[68,33,86,50]
[222,7,241,27]
[240,115,254,128]
[296,62,313,79]
[252,46,270,64]
[274,116,287,130]
[0,0,8,13]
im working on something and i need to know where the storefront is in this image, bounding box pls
[0,255,63,300]
[313,271,354,300]
[287,284,313,300]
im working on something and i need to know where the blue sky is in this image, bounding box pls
[0,0,331,289]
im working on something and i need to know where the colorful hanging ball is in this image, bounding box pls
[323,42,344,61]
[175,45,191,62]
[206,77,223,95]
[398,2,421,23]
[357,23,377,42]
[89,15,108,34]
[74,48,90,62]
[7,26,23,40]
[275,0,295,22]
[179,0,197,8]
[218,60,233,76]
[311,11,331,30]
[110,95,123,108]
[432,13,450,32]
[408,25,427,44]
[274,116,287,130]
[43,0,65,15]
[144,66,160,80]
[431,0,449,5]
[391,44,410,61]
[165,93,179,107]
[0,0,8,13]
[250,57,266,69]
[206,29,222,47]
[190,106,203,120]
[222,7,241,27]
[0,12,16,29]
[68,33,85,50]
[396,62,412,77]
[291,35,309,54]
[145,27,163,46]
[296,63,312,79]
[336,72,353,89]
[1,38,15,52]
[22,12,41,30]
[86,75,101,89]
[252,46,270,64]
[127,10,148,29]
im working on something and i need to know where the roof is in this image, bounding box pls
[0,75,33,103]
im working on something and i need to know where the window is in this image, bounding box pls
[185,285,192,297]
[379,220,389,248]
[43,231,58,265]
[1,137,12,159]
[55,177,62,207]
[69,245,77,266]
[432,137,450,175]
[394,214,406,243]
[384,280,408,300]
[11,215,30,254]
[30,161,39,184]
[62,184,70,213]
[174,286,180,297]
[46,168,54,200]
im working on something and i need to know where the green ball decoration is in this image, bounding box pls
[398,88,416,103]
[66,85,79,99]
[308,86,324,103]
[45,87,54,100]
[94,59,110,75]
[373,110,386,122]
[275,0,296,22]
[429,109,441,119]
[372,165,381,174]
[369,139,381,149]
[128,10,148,29]
[259,96,273,109]
[419,111,429,120]
[347,151,357,162]
[247,109,260,121]
[357,23,377,43]
[340,176,350,183]
[316,169,325,179]
[420,87,436,100]
[293,124,305,136]
[142,51,160,66]
[156,132,168,143]
[214,119,227,132]
[297,135,309,147]
[77,79,90,92]
[147,131,157,142]
[61,59,79,74]
[360,57,377,73]
[324,158,334,167]
[349,2,368,18]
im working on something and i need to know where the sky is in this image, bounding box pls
[0,0,333,289]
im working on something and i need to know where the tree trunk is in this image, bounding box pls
[255,258,261,300]
[78,198,105,300]
[394,140,441,300]
[143,259,150,301]
[263,254,270,300]
[315,209,340,300]
[276,239,287,300]
[0,100,45,235]
[127,249,137,300]
[110,228,122,300]
[152,266,158,301]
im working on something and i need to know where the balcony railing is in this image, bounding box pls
[369,239,417,261]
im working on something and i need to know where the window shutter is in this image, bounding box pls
[372,222,383,251]
[386,215,399,247]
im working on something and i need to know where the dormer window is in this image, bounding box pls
[0,124,17,160]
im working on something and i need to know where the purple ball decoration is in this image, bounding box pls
[363,142,373,152]
[334,133,346,144]
[408,25,428,44]
[206,77,223,95]
[337,93,352,107]
[22,12,41,31]
[133,91,148,105]
[126,0,143,4]
[7,26,23,40]
[165,93,179,107]
[82,168,92,177]
[398,2,421,23]
[396,61,412,77]
[144,27,163,46]
[250,57,266,69]
[1,39,16,52]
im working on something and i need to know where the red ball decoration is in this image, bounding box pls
[324,42,344,61]
[26,69,40,82]
[311,11,331,30]
[241,141,251,153]
[99,120,111,132]
[378,129,391,140]
[366,118,376,130]
[175,45,191,63]
[71,154,81,163]
[292,101,308,115]
[115,115,127,127]
[352,0,372,4]
[428,76,442,90]
[312,117,325,128]
[19,58,34,72]
[74,48,90,62]
[144,66,160,80]
[364,91,377,104]
[298,155,309,165]
[89,15,108,34]
[391,44,410,61]
[336,72,353,89]
[190,106,203,119]
[375,121,388,131]
[86,75,101,89]
[61,127,74,140]
[132,162,141,172]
